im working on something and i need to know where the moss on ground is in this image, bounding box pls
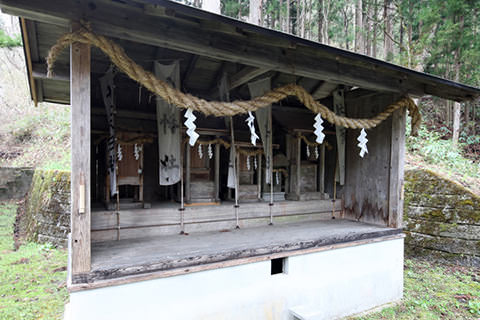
[353,258,480,320]
[0,201,68,320]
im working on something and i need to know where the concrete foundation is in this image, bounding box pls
[65,237,403,320]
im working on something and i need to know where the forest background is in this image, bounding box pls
[196,0,480,158]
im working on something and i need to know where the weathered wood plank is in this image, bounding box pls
[70,22,91,274]
[388,107,406,228]
[344,93,399,226]
[229,66,270,90]
[90,199,341,238]
[71,233,404,291]
[77,220,402,283]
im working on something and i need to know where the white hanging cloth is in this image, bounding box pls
[184,108,199,146]
[155,61,181,186]
[99,65,117,196]
[313,113,325,144]
[245,111,259,146]
[208,144,213,159]
[248,77,272,184]
[227,146,236,189]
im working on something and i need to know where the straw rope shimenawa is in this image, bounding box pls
[46,25,421,135]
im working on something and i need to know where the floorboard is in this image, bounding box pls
[75,220,401,284]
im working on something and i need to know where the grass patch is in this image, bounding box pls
[2,105,71,170]
[0,202,68,320]
[406,122,480,195]
[354,258,480,320]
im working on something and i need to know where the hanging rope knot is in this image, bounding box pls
[46,23,421,134]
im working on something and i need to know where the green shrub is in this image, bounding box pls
[0,29,21,48]
[406,120,480,179]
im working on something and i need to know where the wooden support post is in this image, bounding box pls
[185,143,191,203]
[139,145,144,203]
[319,144,325,195]
[236,150,240,200]
[70,22,91,274]
[333,88,346,186]
[214,142,220,202]
[296,135,301,199]
[388,107,406,228]
[257,153,262,200]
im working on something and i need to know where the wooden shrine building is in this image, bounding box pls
[2,0,479,319]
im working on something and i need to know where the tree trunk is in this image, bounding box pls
[366,0,372,55]
[317,0,324,42]
[287,0,291,33]
[279,0,284,31]
[383,0,393,61]
[452,15,464,146]
[407,0,413,67]
[296,0,300,35]
[355,0,364,53]
[249,0,262,25]
[399,17,404,55]
[372,0,377,57]
[343,8,349,50]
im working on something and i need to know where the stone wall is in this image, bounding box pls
[21,170,71,247]
[0,167,34,200]
[404,169,480,266]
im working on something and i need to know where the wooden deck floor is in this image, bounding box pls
[75,220,402,284]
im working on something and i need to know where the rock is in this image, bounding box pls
[19,170,71,248]
[404,168,480,266]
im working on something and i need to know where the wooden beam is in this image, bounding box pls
[388,107,406,228]
[70,22,91,274]
[312,81,338,100]
[20,18,38,106]
[32,62,70,82]
[181,55,198,89]
[229,66,270,91]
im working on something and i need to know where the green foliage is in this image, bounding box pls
[0,202,68,320]
[406,120,480,179]
[0,29,21,48]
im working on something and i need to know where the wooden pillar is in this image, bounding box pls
[388,107,406,228]
[236,150,240,200]
[214,143,220,202]
[333,88,346,186]
[185,143,191,203]
[296,135,301,199]
[257,153,262,199]
[70,23,91,275]
[319,143,325,195]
